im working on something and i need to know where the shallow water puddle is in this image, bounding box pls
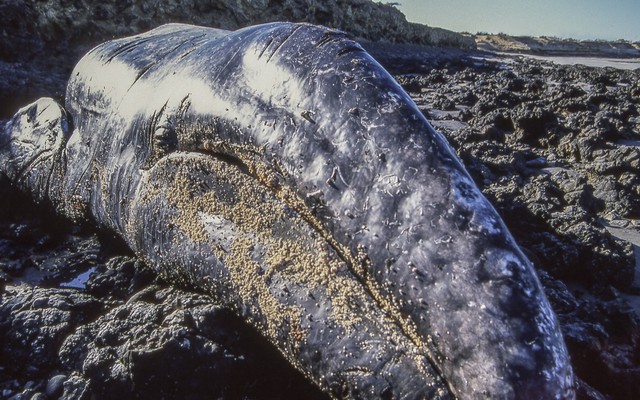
[60,267,97,289]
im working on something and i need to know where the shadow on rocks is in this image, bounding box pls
[61,264,327,399]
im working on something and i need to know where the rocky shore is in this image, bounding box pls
[1,1,639,399]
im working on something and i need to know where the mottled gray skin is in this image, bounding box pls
[0,23,575,399]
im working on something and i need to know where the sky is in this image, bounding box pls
[393,0,640,42]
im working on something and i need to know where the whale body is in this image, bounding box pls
[0,23,574,399]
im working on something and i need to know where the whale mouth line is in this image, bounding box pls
[186,146,450,390]
[15,148,54,182]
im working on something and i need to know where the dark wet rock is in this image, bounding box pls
[59,373,90,400]
[471,88,522,114]
[58,283,326,400]
[551,171,604,214]
[477,174,633,287]
[471,108,514,133]
[539,271,640,399]
[0,286,104,377]
[432,94,457,111]
[1,258,327,400]
[85,256,158,299]
[0,179,108,288]
[0,59,69,119]
[562,294,640,399]
[510,102,558,146]
[45,374,66,398]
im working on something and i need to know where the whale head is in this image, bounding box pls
[0,97,70,202]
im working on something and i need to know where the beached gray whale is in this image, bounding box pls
[0,23,575,399]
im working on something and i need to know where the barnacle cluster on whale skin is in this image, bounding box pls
[0,21,575,399]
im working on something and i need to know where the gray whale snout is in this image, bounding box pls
[0,22,575,399]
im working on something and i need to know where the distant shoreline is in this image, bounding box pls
[488,51,640,70]
[475,33,640,59]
